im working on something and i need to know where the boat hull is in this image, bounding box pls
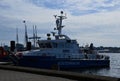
[16,56,110,69]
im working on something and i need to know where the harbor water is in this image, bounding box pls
[66,53,120,78]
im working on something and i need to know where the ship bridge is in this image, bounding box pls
[38,39,79,49]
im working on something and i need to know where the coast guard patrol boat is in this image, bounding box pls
[15,11,110,69]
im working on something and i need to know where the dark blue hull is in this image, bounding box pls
[17,56,110,69]
[0,56,11,62]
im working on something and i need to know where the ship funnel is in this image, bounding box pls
[10,41,15,52]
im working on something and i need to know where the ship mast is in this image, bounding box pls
[29,25,41,47]
[16,28,19,44]
[53,11,71,40]
[23,20,28,47]
[54,11,67,36]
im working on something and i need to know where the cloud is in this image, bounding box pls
[27,0,67,9]
[0,0,120,46]
[27,0,120,15]
[0,0,59,23]
[63,10,120,46]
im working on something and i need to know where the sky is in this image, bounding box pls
[0,0,120,47]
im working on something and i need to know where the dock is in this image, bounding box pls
[0,62,75,81]
[0,63,119,81]
[0,69,76,81]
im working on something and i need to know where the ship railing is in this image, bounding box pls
[99,55,109,60]
[56,53,86,60]
[56,53,109,60]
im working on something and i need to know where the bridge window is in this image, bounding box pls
[52,43,58,48]
[39,43,52,48]
[63,50,70,53]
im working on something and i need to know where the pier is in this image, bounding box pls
[0,64,119,81]
[0,69,75,81]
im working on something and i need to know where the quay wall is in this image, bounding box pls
[0,65,119,81]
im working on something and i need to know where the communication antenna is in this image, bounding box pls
[54,15,57,19]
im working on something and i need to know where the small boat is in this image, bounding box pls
[14,11,110,69]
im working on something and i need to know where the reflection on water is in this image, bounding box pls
[65,53,120,78]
